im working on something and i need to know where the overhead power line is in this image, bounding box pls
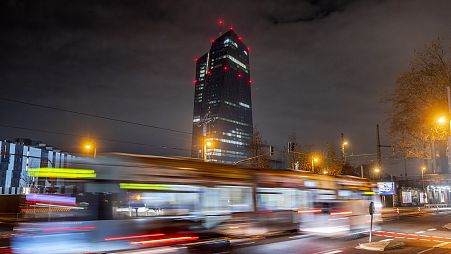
[0,123,191,153]
[0,97,192,135]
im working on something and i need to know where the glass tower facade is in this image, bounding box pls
[192,30,253,164]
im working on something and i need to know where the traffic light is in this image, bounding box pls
[269,145,274,156]
[288,142,295,152]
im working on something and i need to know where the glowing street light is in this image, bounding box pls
[202,138,213,161]
[373,167,380,180]
[437,116,447,125]
[340,133,348,164]
[421,166,427,190]
[311,156,319,171]
[323,170,328,175]
[82,141,96,157]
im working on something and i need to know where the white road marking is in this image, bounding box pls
[417,247,435,254]
[314,250,342,254]
[417,242,450,254]
[433,242,449,248]
[321,251,342,254]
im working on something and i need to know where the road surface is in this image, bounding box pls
[232,212,451,254]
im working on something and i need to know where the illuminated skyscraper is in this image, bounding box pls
[192,29,253,163]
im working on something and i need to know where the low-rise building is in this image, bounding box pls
[0,138,74,195]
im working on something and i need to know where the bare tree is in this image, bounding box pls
[389,38,451,159]
[247,128,271,168]
[321,144,342,175]
[282,134,314,171]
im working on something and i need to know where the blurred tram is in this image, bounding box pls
[12,153,381,253]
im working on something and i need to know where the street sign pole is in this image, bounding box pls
[369,201,375,243]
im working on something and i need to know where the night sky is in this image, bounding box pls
[1,0,451,174]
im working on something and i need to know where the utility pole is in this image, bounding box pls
[218,18,224,36]
[376,124,393,178]
[447,86,451,173]
[376,124,382,175]
[341,133,346,165]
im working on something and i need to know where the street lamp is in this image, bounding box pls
[341,141,348,164]
[311,156,319,171]
[373,167,380,180]
[430,115,448,173]
[421,166,426,190]
[437,116,447,125]
[82,141,96,157]
[202,138,213,161]
[323,170,328,175]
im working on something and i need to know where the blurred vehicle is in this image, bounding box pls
[12,218,230,254]
[11,153,381,253]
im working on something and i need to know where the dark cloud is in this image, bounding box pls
[1,0,451,175]
[266,0,356,24]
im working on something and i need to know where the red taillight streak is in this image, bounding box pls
[105,233,165,241]
[330,211,352,216]
[130,236,199,245]
[42,226,96,232]
[26,201,75,207]
[374,231,451,242]
[298,209,322,214]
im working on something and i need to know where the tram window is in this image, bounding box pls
[202,186,253,213]
[257,188,304,211]
[113,185,201,218]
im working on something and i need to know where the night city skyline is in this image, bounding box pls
[1,0,451,175]
[192,29,253,163]
[2,1,451,253]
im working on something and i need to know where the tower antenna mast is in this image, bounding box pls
[218,18,224,36]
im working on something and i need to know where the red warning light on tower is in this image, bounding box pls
[218,18,224,25]
[228,25,234,30]
[223,66,228,71]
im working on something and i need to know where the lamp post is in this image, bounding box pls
[421,166,426,191]
[311,156,319,171]
[341,135,348,165]
[432,115,448,173]
[202,138,213,162]
[374,167,380,180]
[82,141,96,158]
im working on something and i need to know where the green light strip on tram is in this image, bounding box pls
[119,183,172,190]
[28,168,96,178]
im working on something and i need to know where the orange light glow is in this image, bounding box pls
[437,116,447,125]
[297,209,322,214]
[330,211,353,216]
